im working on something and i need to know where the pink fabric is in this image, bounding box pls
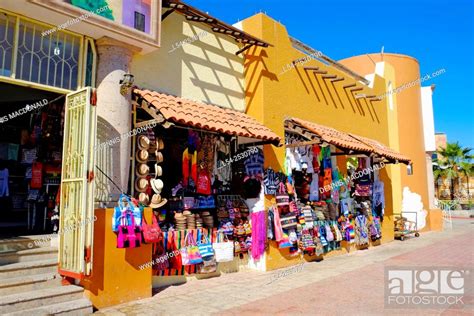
[272,207,284,242]
[251,211,266,260]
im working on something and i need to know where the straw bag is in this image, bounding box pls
[213,231,234,262]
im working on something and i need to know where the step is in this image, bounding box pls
[0,259,57,278]
[4,298,92,316]
[0,285,85,314]
[0,247,58,265]
[0,272,61,295]
[0,235,55,254]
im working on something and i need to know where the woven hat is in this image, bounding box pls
[137,135,151,150]
[138,192,150,205]
[136,149,149,163]
[154,151,164,163]
[149,193,167,209]
[154,164,162,177]
[150,178,164,194]
[135,163,150,177]
[135,177,149,193]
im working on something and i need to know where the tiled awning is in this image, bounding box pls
[133,88,281,145]
[286,117,411,164]
[349,134,411,164]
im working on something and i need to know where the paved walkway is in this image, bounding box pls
[95,219,473,315]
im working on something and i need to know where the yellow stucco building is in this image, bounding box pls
[239,13,442,270]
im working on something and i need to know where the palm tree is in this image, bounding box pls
[434,142,473,201]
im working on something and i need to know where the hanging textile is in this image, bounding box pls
[271,206,284,242]
[182,148,198,187]
[251,211,266,260]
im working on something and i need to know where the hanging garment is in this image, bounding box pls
[0,168,9,197]
[197,135,215,175]
[309,175,319,201]
[272,206,284,242]
[285,148,297,175]
[373,180,385,208]
[244,148,264,177]
[251,211,266,260]
[355,215,369,246]
[182,148,198,187]
[340,198,353,216]
[298,146,314,174]
[312,144,321,173]
[213,138,231,184]
[263,168,279,195]
[267,207,275,240]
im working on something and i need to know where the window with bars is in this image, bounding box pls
[0,10,96,91]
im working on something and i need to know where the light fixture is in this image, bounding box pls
[407,162,414,175]
[53,42,61,56]
[119,73,135,95]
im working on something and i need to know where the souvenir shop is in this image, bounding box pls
[0,83,64,236]
[261,117,406,258]
[110,89,280,276]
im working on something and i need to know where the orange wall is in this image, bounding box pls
[81,208,153,309]
[241,14,400,270]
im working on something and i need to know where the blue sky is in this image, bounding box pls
[186,0,474,149]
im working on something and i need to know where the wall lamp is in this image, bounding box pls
[120,73,135,95]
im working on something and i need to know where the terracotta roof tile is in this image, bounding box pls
[133,88,281,144]
[290,118,375,153]
[289,117,411,164]
[349,133,411,163]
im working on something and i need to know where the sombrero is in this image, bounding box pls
[138,192,150,205]
[137,135,150,150]
[136,149,149,163]
[135,177,149,193]
[135,163,150,177]
[150,178,164,194]
[149,194,167,209]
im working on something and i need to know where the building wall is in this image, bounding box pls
[339,53,438,230]
[131,14,245,111]
[241,14,402,270]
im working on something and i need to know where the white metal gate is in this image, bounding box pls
[58,87,97,279]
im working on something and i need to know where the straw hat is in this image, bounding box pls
[149,193,167,209]
[150,178,164,194]
[136,149,149,163]
[154,164,162,177]
[149,137,165,151]
[154,151,164,163]
[138,192,150,205]
[137,135,151,150]
[135,177,149,193]
[135,163,150,177]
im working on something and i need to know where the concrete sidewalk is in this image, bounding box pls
[95,219,473,315]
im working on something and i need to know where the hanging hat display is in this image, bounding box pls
[149,193,167,209]
[136,149,149,163]
[135,177,149,193]
[135,163,150,177]
[137,135,151,150]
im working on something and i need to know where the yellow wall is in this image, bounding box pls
[241,14,401,270]
[131,14,245,111]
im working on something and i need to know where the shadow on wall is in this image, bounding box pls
[131,14,245,111]
[95,116,121,207]
[243,35,381,124]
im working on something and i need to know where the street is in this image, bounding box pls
[95,219,473,315]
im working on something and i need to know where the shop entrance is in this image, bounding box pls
[0,82,64,237]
